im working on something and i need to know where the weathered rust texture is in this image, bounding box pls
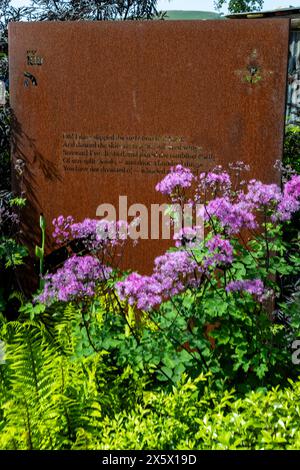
[9,20,289,276]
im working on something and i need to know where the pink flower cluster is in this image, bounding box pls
[38,166,300,310]
[198,169,231,193]
[276,174,300,221]
[203,173,300,230]
[244,180,281,207]
[52,215,74,244]
[204,235,233,268]
[116,273,161,311]
[226,279,265,302]
[173,226,203,248]
[36,255,111,305]
[155,165,194,196]
[117,236,235,311]
[117,250,201,311]
[205,197,257,234]
[52,216,129,252]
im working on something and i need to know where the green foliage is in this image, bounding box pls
[98,376,300,450]
[0,237,28,269]
[0,105,10,192]
[0,2,28,315]
[284,125,300,174]
[279,281,300,335]
[1,340,103,447]
[282,125,300,308]
[89,225,300,392]
[0,309,147,449]
[1,316,300,451]
[27,0,164,21]
[214,0,264,13]
[0,192,28,316]
[35,214,46,287]
[9,197,26,208]
[1,259,300,449]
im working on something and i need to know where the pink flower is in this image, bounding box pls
[276,175,300,221]
[52,215,74,244]
[52,216,130,252]
[244,180,281,207]
[198,170,231,193]
[116,250,202,311]
[173,226,203,248]
[155,165,194,196]
[36,255,111,305]
[117,273,162,311]
[204,235,233,268]
[205,197,257,234]
[226,279,265,302]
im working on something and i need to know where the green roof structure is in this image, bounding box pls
[226,6,300,19]
[164,10,223,20]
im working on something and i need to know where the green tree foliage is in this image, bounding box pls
[28,0,164,21]
[214,0,264,13]
[0,0,30,50]
[284,125,300,175]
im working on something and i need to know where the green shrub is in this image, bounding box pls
[1,316,300,450]
[96,375,300,450]
[284,125,300,175]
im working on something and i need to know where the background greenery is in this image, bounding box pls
[214,0,264,13]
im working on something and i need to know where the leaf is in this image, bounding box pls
[39,214,46,231]
[35,246,43,259]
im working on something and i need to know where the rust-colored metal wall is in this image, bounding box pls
[9,20,289,275]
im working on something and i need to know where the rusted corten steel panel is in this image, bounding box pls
[9,20,289,276]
